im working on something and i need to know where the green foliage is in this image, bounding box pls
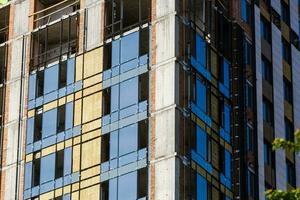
[265,130,300,200]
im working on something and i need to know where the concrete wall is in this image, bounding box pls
[150,0,181,199]
[254,5,265,200]
[1,1,30,200]
[272,23,286,191]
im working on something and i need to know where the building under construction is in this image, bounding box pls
[0,0,299,199]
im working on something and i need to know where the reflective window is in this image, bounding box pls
[196,126,207,160]
[261,56,272,84]
[24,162,32,190]
[64,147,72,176]
[26,117,34,145]
[119,124,138,156]
[42,108,57,139]
[111,85,119,112]
[224,150,231,180]
[118,172,137,200]
[197,174,207,200]
[67,58,75,85]
[120,31,139,63]
[120,77,138,109]
[110,131,118,160]
[65,102,73,130]
[28,73,36,100]
[196,78,207,112]
[221,59,230,88]
[44,64,59,94]
[40,153,55,183]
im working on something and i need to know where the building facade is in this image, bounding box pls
[0,0,299,199]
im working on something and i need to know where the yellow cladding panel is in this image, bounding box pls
[81,166,101,180]
[67,94,74,103]
[83,74,102,89]
[76,55,83,81]
[81,176,100,188]
[83,47,103,78]
[82,92,102,123]
[81,138,100,170]
[26,154,33,162]
[28,110,35,118]
[72,191,79,200]
[58,97,66,106]
[82,129,101,143]
[43,100,57,112]
[55,188,63,197]
[74,99,82,126]
[83,83,102,97]
[82,119,102,134]
[41,145,55,157]
[80,184,100,200]
[73,144,81,172]
[39,191,54,200]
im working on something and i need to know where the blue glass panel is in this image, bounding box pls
[196,78,206,112]
[223,59,230,88]
[24,162,32,190]
[241,0,247,21]
[197,174,207,200]
[42,108,57,139]
[109,178,117,200]
[118,171,137,200]
[196,126,207,159]
[121,32,139,63]
[119,124,138,156]
[28,73,36,100]
[111,85,119,112]
[120,77,138,109]
[26,117,34,145]
[112,39,120,67]
[63,194,71,200]
[110,131,118,160]
[224,104,230,133]
[44,64,59,95]
[67,58,75,85]
[225,150,231,179]
[64,147,72,176]
[196,34,206,68]
[65,102,73,130]
[40,153,55,184]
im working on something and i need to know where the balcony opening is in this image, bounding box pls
[55,150,64,179]
[34,108,43,142]
[33,0,79,28]
[57,105,65,133]
[0,6,9,44]
[32,156,41,187]
[30,14,78,71]
[104,0,150,39]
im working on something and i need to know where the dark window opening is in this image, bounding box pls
[0,6,10,44]
[102,88,111,116]
[54,196,63,200]
[246,81,254,109]
[32,157,41,187]
[139,27,149,56]
[261,16,271,42]
[36,70,44,97]
[283,78,293,104]
[57,105,66,133]
[138,120,148,149]
[282,38,291,64]
[103,43,112,71]
[0,45,7,84]
[138,168,148,198]
[287,160,296,187]
[139,73,149,102]
[100,181,109,200]
[55,150,64,179]
[285,118,294,142]
[34,109,43,142]
[101,134,110,163]
[264,141,274,166]
[59,60,67,88]
[263,97,273,126]
[261,55,273,84]
[281,1,290,25]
